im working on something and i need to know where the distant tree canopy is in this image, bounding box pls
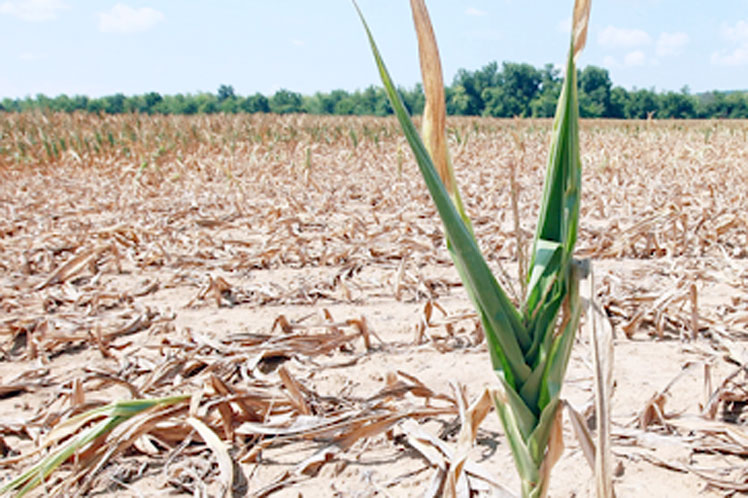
[3,64,747,119]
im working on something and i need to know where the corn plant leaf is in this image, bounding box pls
[493,389,539,485]
[354,1,531,384]
[539,265,582,410]
[461,274,519,386]
[572,0,592,60]
[499,376,538,439]
[1,395,189,497]
[530,39,581,272]
[448,244,529,387]
[409,0,474,234]
[525,295,564,368]
[518,358,547,411]
[525,239,563,318]
[407,0,523,384]
[526,398,560,465]
[4,417,121,497]
[409,0,449,192]
[536,403,566,498]
[42,395,188,449]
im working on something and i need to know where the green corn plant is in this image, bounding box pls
[354,0,590,496]
[1,395,189,497]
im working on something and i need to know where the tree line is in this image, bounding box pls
[3,62,748,119]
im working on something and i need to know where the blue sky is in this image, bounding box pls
[1,0,748,99]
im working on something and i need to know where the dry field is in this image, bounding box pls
[1,112,747,497]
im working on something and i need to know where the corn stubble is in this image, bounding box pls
[356,0,591,496]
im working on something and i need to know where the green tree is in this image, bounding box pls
[126,94,146,113]
[625,88,659,118]
[607,86,628,118]
[725,92,748,118]
[578,65,611,117]
[1,98,19,111]
[353,85,386,116]
[530,64,561,117]
[659,90,696,118]
[400,83,424,115]
[354,86,386,115]
[446,84,472,115]
[85,98,103,113]
[50,94,76,112]
[449,61,500,115]
[141,92,162,114]
[240,93,270,113]
[482,62,541,117]
[168,94,198,115]
[269,89,303,114]
[217,84,235,102]
[34,93,51,111]
[219,97,238,113]
[333,96,356,115]
[71,95,89,111]
[328,89,351,114]
[102,93,126,114]
[196,93,219,113]
[701,91,748,118]
[301,92,328,114]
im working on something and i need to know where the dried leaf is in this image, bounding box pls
[572,0,592,60]
[564,401,595,469]
[278,365,312,416]
[187,416,235,497]
[584,262,614,498]
[409,0,450,192]
[444,387,493,498]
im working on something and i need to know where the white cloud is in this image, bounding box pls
[723,19,748,43]
[656,32,688,57]
[598,26,651,48]
[18,51,45,61]
[711,47,748,66]
[624,50,646,66]
[465,28,502,42]
[465,7,487,17]
[711,19,748,66]
[0,0,67,22]
[602,55,618,68]
[98,4,164,34]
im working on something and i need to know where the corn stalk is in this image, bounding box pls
[354,1,590,496]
